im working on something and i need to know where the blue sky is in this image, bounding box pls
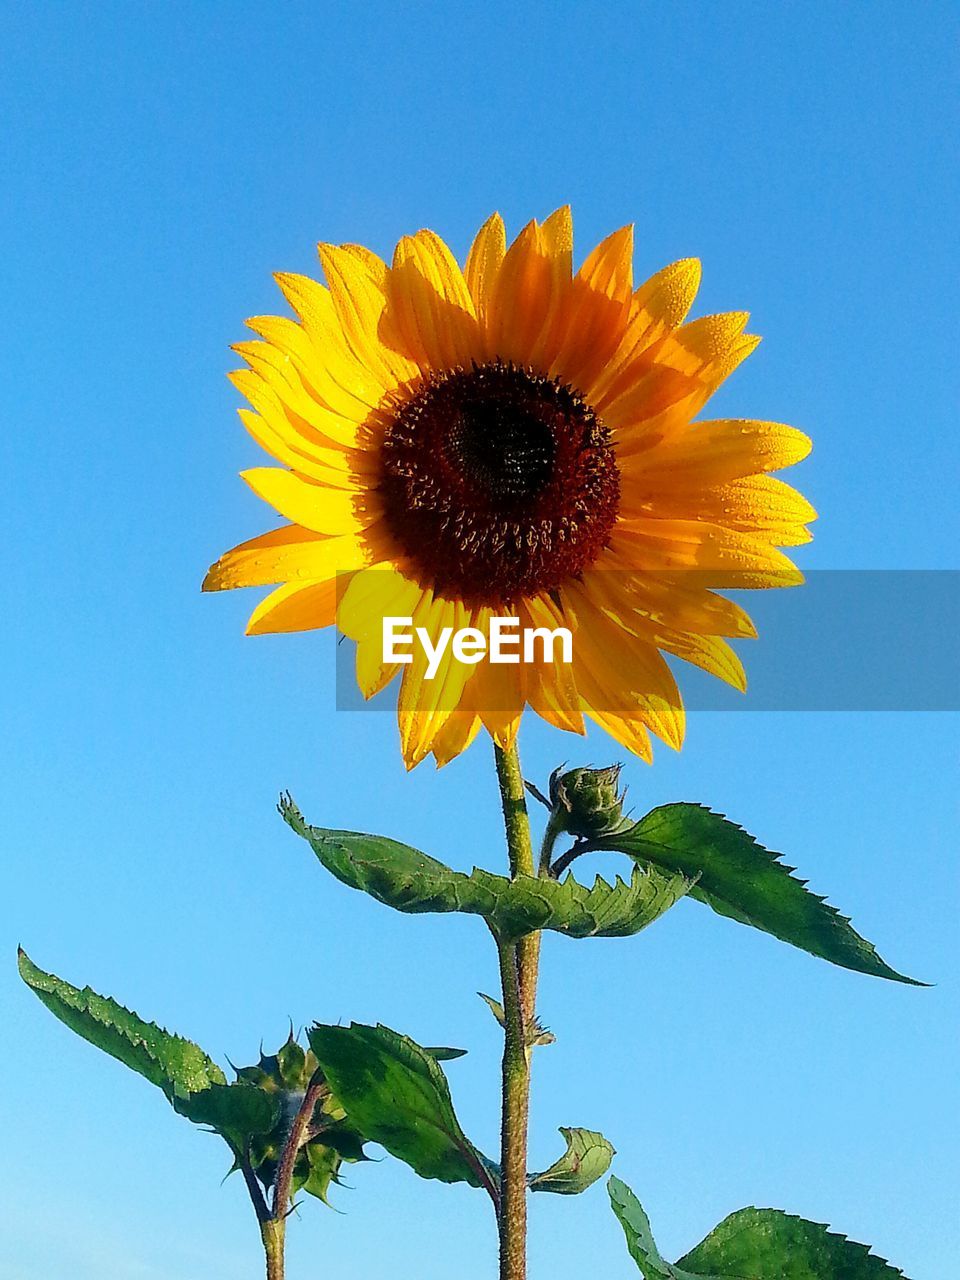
[2,2,957,1278]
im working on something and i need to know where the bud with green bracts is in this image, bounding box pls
[548,764,630,840]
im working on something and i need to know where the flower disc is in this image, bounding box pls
[378,361,620,606]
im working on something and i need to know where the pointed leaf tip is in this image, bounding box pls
[592,804,924,984]
[608,1176,912,1279]
[17,950,225,1097]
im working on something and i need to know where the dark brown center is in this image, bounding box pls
[377,361,620,606]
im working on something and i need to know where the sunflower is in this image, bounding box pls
[203,209,814,768]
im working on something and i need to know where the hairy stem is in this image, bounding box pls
[538,808,567,877]
[549,838,588,879]
[493,740,539,1280]
[272,1075,325,1219]
[260,1217,286,1280]
[244,1075,325,1280]
[496,935,530,1280]
[494,742,539,1020]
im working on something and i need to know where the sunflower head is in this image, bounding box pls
[204,209,814,768]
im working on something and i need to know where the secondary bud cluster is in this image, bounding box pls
[235,1034,364,1202]
[548,764,628,839]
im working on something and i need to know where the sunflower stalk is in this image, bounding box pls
[493,741,539,1280]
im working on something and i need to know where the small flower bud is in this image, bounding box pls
[548,764,628,839]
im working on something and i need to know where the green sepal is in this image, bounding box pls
[478,992,506,1027]
[478,993,554,1046]
[590,806,922,984]
[608,1176,911,1280]
[236,1037,368,1206]
[17,949,225,1097]
[308,1022,495,1196]
[282,796,691,941]
[529,1127,615,1195]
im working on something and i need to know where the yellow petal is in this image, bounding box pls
[228,362,360,452]
[551,225,635,391]
[583,257,701,404]
[583,707,654,762]
[269,276,384,417]
[620,419,812,485]
[540,205,574,266]
[388,230,481,371]
[240,468,374,536]
[610,521,804,587]
[203,525,377,591]
[431,703,483,767]
[245,580,340,635]
[471,608,527,749]
[578,224,634,298]
[464,213,507,317]
[622,473,816,546]
[239,409,368,489]
[317,243,418,388]
[565,584,684,749]
[341,565,425,698]
[337,564,423,642]
[485,220,556,366]
[599,315,759,435]
[655,311,751,376]
[656,630,747,692]
[519,595,583,733]
[398,597,475,768]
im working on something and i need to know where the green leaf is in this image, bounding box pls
[18,950,226,1097]
[590,806,922,984]
[529,1127,615,1195]
[282,796,691,942]
[307,1022,495,1196]
[679,1206,909,1279]
[608,1177,911,1280]
[173,1082,280,1153]
[478,992,506,1027]
[608,1176,679,1280]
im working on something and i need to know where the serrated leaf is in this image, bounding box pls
[18,949,225,1097]
[608,1177,911,1280]
[529,1127,615,1195]
[591,806,921,984]
[307,1022,495,1196]
[678,1206,910,1279]
[282,796,691,942]
[173,1082,280,1153]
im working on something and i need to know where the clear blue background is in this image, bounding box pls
[2,3,956,1277]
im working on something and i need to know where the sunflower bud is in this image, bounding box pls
[548,764,628,839]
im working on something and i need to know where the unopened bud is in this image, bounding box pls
[548,764,628,839]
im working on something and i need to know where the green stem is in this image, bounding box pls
[493,740,539,1280]
[260,1217,286,1280]
[538,808,567,877]
[244,1076,324,1280]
